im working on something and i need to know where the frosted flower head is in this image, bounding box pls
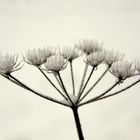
[44,54,67,73]
[25,47,52,66]
[0,54,21,75]
[110,61,135,81]
[104,50,124,66]
[61,46,80,61]
[85,51,105,67]
[62,94,78,106]
[76,39,102,55]
[135,60,140,72]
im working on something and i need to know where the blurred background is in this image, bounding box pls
[0,0,140,139]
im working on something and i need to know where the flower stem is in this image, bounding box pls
[72,107,84,140]
[78,63,88,95]
[8,74,69,107]
[37,67,68,100]
[79,80,120,106]
[77,67,94,104]
[57,72,74,106]
[70,60,75,95]
[79,66,110,102]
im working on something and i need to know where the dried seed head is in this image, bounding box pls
[0,54,21,74]
[85,51,105,67]
[25,47,52,66]
[135,60,140,72]
[44,54,67,73]
[110,60,135,81]
[76,39,102,55]
[61,46,80,61]
[104,50,124,66]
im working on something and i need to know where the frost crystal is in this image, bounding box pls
[110,61,135,80]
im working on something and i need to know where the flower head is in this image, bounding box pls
[135,60,140,72]
[25,47,52,66]
[44,54,67,73]
[110,61,135,81]
[0,54,21,75]
[85,51,105,67]
[104,50,124,66]
[76,39,102,55]
[61,46,80,61]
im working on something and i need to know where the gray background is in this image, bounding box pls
[0,0,140,140]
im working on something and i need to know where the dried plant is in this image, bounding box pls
[0,39,140,140]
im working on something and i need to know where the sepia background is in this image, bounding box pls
[0,0,140,139]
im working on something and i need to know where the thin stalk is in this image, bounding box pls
[53,73,64,91]
[78,63,88,96]
[96,78,140,102]
[8,74,69,107]
[77,67,95,104]
[72,107,84,140]
[79,66,110,102]
[79,80,120,106]
[57,72,74,106]
[37,67,68,100]
[70,60,75,95]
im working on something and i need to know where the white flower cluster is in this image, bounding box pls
[0,54,20,74]
[25,47,52,66]
[61,46,80,61]
[76,39,102,54]
[135,61,140,72]
[0,39,139,80]
[104,50,124,66]
[85,51,105,67]
[44,54,67,73]
[110,61,135,81]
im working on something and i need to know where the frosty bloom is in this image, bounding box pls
[25,48,52,66]
[110,61,135,81]
[104,50,124,66]
[62,94,78,105]
[76,39,102,55]
[61,46,80,61]
[44,54,67,73]
[85,51,105,67]
[0,54,21,75]
[135,60,140,72]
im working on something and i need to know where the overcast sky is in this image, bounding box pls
[0,0,140,140]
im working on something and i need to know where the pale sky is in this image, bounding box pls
[0,0,140,140]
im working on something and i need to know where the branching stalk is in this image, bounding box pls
[37,67,68,100]
[95,78,140,102]
[8,74,69,107]
[57,72,74,106]
[79,80,120,106]
[79,66,110,102]
[78,63,88,96]
[77,67,95,104]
